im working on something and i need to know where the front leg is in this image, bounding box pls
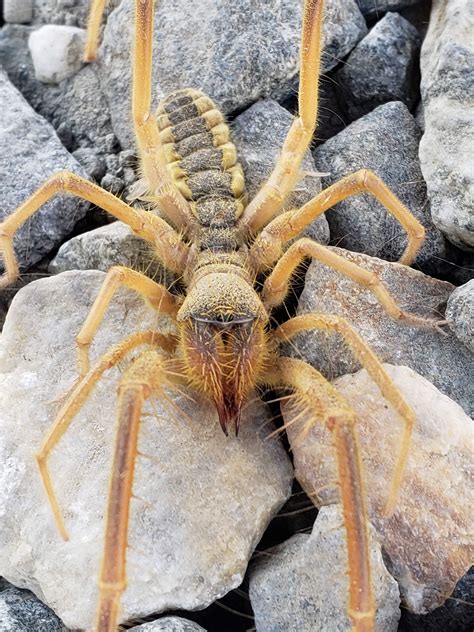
[265,357,374,632]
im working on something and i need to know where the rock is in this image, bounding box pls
[100,172,123,195]
[313,102,446,271]
[0,69,89,273]
[48,221,171,284]
[283,365,473,613]
[31,0,122,29]
[0,25,116,152]
[0,583,68,631]
[0,271,293,630]
[446,280,474,352]
[356,1,421,19]
[418,0,474,251]
[232,100,330,244]
[129,617,206,631]
[71,147,106,181]
[4,0,34,24]
[249,504,401,632]
[28,25,86,84]
[399,566,474,631]
[98,0,367,149]
[336,13,421,121]
[292,248,472,415]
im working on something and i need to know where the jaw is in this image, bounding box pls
[214,388,244,436]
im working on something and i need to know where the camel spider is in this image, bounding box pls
[0,1,445,630]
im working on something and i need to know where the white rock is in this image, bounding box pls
[4,0,33,24]
[0,271,293,630]
[284,364,474,614]
[130,617,206,631]
[419,0,474,250]
[249,505,401,632]
[28,25,86,84]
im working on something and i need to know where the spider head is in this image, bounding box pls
[177,272,269,435]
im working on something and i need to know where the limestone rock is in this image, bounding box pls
[98,0,367,148]
[283,365,473,613]
[419,0,474,250]
[292,248,472,415]
[0,271,293,630]
[4,0,33,24]
[0,69,89,272]
[313,102,446,272]
[129,617,206,631]
[336,12,421,121]
[446,279,474,352]
[28,25,86,84]
[232,100,330,245]
[249,504,401,632]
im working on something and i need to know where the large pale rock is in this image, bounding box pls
[0,69,89,272]
[313,102,446,272]
[249,504,401,632]
[28,25,86,84]
[0,271,293,630]
[292,248,472,415]
[98,0,367,148]
[283,365,473,613]
[419,0,474,250]
[4,0,33,24]
[130,617,206,631]
[232,100,330,245]
[446,280,474,353]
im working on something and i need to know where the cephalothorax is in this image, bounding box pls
[0,1,445,631]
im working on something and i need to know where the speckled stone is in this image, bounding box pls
[446,279,474,352]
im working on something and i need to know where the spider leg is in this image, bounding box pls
[131,0,195,230]
[272,314,415,516]
[35,330,175,542]
[260,237,445,331]
[265,356,375,632]
[96,348,176,632]
[239,0,324,234]
[76,265,180,376]
[0,171,189,288]
[250,170,425,269]
[84,0,108,61]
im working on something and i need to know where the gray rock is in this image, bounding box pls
[100,172,123,195]
[28,25,86,84]
[0,585,68,632]
[336,12,421,121]
[0,271,293,630]
[419,0,474,251]
[249,504,400,632]
[356,1,421,18]
[0,69,89,272]
[0,24,115,151]
[98,0,367,149]
[4,0,34,24]
[284,365,473,614]
[232,100,330,244]
[446,279,474,352]
[291,247,472,415]
[31,0,121,29]
[130,617,206,631]
[313,102,446,271]
[48,221,171,284]
[71,147,106,181]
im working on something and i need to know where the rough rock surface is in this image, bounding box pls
[0,69,89,272]
[0,584,68,632]
[4,0,33,24]
[0,25,116,152]
[232,100,330,244]
[283,364,473,613]
[313,102,446,271]
[130,617,206,631]
[249,504,401,632]
[419,0,474,250]
[28,25,86,84]
[356,1,421,18]
[98,0,367,148]
[48,221,171,284]
[291,248,472,415]
[446,279,474,352]
[31,0,122,29]
[336,12,420,120]
[0,271,293,630]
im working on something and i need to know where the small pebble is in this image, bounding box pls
[28,25,86,84]
[3,0,34,24]
[100,173,123,196]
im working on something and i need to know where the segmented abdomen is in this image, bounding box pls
[156,89,246,251]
